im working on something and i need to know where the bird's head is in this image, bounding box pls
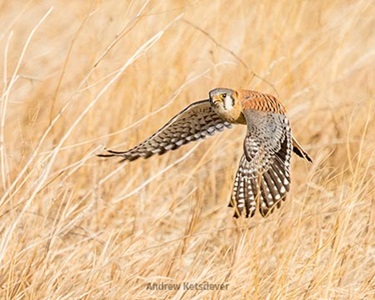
[209,88,238,112]
[209,88,245,124]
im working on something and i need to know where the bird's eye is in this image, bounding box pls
[221,93,227,99]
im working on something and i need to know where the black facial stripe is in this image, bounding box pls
[222,96,234,110]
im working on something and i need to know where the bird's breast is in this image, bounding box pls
[213,105,246,125]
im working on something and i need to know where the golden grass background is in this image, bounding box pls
[0,0,374,299]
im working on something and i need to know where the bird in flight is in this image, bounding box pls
[98,88,312,218]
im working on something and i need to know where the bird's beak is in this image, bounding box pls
[210,95,221,106]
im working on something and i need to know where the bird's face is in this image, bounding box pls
[209,88,245,124]
[209,88,237,112]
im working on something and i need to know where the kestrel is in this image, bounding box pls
[99,88,312,218]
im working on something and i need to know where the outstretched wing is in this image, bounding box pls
[98,100,232,162]
[229,110,292,218]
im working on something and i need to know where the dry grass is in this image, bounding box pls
[0,0,374,299]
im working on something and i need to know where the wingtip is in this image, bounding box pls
[97,148,127,159]
[303,152,313,163]
[97,153,115,158]
[292,137,313,163]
